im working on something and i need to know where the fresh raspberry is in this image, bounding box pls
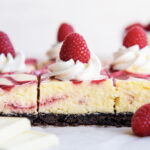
[57,23,74,42]
[123,26,148,49]
[125,23,144,31]
[60,33,90,63]
[0,31,16,57]
[132,103,150,137]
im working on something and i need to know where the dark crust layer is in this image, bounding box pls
[0,113,38,125]
[37,112,133,127]
[0,112,134,127]
[114,113,133,127]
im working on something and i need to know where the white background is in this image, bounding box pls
[1,1,150,149]
[0,0,150,61]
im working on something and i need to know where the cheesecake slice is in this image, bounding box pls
[38,75,116,126]
[0,73,38,124]
[114,77,150,126]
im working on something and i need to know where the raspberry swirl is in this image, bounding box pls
[0,74,37,91]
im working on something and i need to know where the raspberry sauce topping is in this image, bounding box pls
[110,70,150,80]
[0,74,37,91]
[0,85,15,91]
[71,80,83,85]
[90,79,106,85]
[5,76,36,85]
[25,58,37,65]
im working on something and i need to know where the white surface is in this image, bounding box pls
[1,130,58,150]
[0,0,150,61]
[33,126,150,150]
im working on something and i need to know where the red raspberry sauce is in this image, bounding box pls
[90,79,106,85]
[71,80,83,85]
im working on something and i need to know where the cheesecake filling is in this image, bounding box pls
[0,74,38,114]
[111,45,150,74]
[0,93,37,114]
[115,79,150,113]
[3,102,37,114]
[39,79,115,114]
[40,94,115,114]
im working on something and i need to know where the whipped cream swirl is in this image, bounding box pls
[112,45,150,74]
[47,42,62,60]
[48,52,104,81]
[0,52,27,72]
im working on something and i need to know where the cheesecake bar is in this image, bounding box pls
[115,78,150,113]
[38,32,117,126]
[0,73,38,124]
[38,75,116,126]
[114,77,150,126]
